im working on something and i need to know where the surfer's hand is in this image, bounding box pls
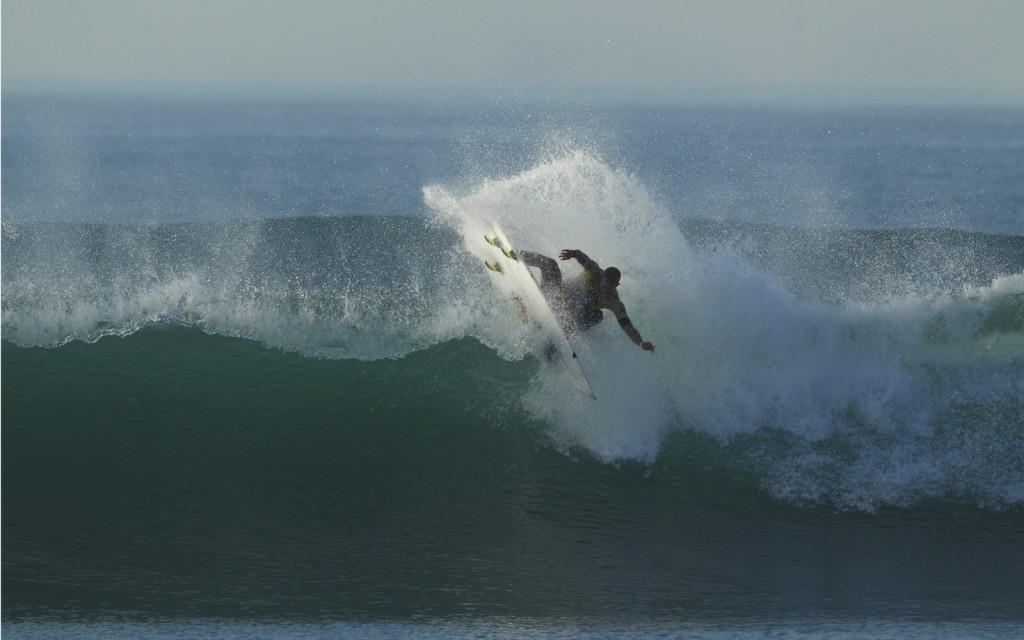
[641,341,654,352]
[558,250,576,261]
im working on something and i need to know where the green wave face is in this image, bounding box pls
[4,328,1024,622]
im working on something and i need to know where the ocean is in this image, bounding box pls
[2,96,1023,638]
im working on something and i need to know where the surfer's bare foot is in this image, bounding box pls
[642,341,654,352]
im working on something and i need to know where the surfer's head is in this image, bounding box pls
[603,267,621,288]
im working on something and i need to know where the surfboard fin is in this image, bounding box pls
[484,260,502,273]
[486,233,518,260]
[544,342,558,362]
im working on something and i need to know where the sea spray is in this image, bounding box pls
[426,150,1024,508]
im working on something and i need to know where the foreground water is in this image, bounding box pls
[3,98,1023,635]
[6,619,1024,640]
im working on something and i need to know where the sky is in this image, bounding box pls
[4,0,1024,105]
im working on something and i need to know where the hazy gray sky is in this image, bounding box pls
[4,0,1023,104]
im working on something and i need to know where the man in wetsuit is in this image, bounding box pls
[519,249,655,352]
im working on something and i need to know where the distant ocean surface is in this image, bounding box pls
[3,97,1023,638]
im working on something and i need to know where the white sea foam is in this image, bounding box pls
[425,150,1024,509]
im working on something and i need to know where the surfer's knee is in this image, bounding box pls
[520,250,542,265]
[522,251,556,268]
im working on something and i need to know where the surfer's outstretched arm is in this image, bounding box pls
[559,249,600,273]
[617,316,655,352]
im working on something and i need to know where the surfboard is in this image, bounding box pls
[481,225,596,399]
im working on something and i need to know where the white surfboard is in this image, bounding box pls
[481,224,596,399]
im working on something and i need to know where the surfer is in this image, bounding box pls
[519,249,655,352]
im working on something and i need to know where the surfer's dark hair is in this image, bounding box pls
[605,267,621,286]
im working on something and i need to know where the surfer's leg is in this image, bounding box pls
[519,251,563,288]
